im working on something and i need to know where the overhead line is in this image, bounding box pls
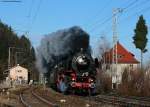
[22,0,34,37]
[32,0,42,23]
[121,5,150,23]
[89,16,112,33]
[88,0,139,33]
[83,0,112,27]
[27,0,34,18]
[124,0,150,13]
[123,0,139,11]
[27,0,42,35]
[118,0,150,24]
[0,0,21,2]
[17,0,42,39]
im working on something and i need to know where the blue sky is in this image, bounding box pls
[0,0,150,63]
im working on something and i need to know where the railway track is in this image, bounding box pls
[19,86,150,107]
[0,87,10,93]
[93,95,150,107]
[20,87,58,107]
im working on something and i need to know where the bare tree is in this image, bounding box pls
[96,33,111,71]
[98,35,111,60]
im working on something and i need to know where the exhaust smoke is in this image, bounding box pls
[36,26,91,73]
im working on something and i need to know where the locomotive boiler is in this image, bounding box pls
[49,48,97,94]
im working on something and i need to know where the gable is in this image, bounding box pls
[116,42,139,63]
[10,65,28,72]
[102,42,139,64]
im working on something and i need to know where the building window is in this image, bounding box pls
[117,54,123,59]
[114,54,124,59]
[19,76,23,79]
[130,64,133,69]
[18,70,22,73]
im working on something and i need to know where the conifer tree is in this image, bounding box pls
[133,15,148,69]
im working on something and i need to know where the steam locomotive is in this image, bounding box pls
[49,48,98,94]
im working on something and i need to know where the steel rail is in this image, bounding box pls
[19,87,59,107]
[31,91,58,107]
[94,95,150,107]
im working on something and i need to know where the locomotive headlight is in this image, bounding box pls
[78,58,83,63]
[90,79,93,82]
[76,55,87,65]
[88,78,94,82]
[72,78,75,81]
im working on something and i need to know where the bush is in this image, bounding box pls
[96,69,112,93]
[118,68,150,97]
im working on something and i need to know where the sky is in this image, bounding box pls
[0,0,150,64]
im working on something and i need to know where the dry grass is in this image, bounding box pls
[118,69,150,97]
[0,85,28,107]
[36,87,102,107]
[0,93,22,107]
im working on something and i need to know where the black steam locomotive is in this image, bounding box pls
[49,48,98,94]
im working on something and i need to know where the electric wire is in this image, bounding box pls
[27,0,34,18]
[83,0,112,28]
[89,0,141,34]
[32,0,42,25]
[0,0,21,2]
[89,0,140,33]
[120,5,150,24]
[123,0,139,11]
[26,0,42,35]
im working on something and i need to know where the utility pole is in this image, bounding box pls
[112,8,123,65]
[8,47,23,69]
[15,52,23,65]
[112,8,123,89]
[8,47,15,70]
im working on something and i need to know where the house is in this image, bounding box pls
[9,64,28,84]
[101,42,140,89]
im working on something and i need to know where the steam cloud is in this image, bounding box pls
[36,26,90,73]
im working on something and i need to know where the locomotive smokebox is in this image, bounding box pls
[72,49,92,74]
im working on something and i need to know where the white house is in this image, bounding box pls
[101,42,140,89]
[9,64,28,84]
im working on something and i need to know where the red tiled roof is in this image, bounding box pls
[102,42,139,64]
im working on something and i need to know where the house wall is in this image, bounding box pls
[116,63,138,83]
[103,63,139,84]
[9,66,28,81]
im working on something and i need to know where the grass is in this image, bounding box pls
[35,86,105,107]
